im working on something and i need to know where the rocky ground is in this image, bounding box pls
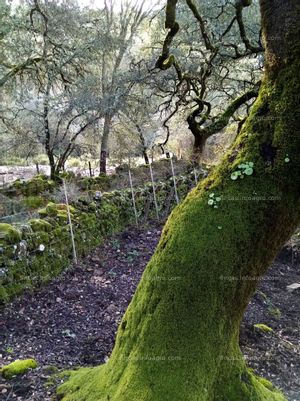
[0,224,299,401]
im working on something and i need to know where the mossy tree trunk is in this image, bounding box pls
[57,1,300,400]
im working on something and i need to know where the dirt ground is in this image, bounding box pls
[0,225,299,401]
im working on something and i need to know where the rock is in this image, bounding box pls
[286,283,300,292]
[106,304,117,314]
[94,191,102,200]
[0,384,10,392]
[28,219,52,233]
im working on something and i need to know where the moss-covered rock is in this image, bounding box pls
[38,203,76,218]
[79,175,111,191]
[0,223,21,244]
[21,196,45,209]
[29,219,53,233]
[46,202,59,216]
[56,203,76,213]
[6,175,56,197]
[1,359,38,379]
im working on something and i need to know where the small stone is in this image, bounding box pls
[286,283,300,292]
[94,191,102,200]
[0,384,10,391]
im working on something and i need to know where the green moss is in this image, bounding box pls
[46,202,59,216]
[79,175,111,191]
[0,223,21,244]
[257,376,276,391]
[1,359,38,379]
[38,202,76,218]
[0,286,8,303]
[254,324,273,333]
[24,178,46,196]
[29,219,53,233]
[22,196,45,209]
[38,207,48,217]
[8,175,57,197]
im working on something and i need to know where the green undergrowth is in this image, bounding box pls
[0,172,199,304]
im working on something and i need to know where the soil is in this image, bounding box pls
[0,224,299,401]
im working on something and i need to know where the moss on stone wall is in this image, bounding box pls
[0,173,199,304]
[5,175,56,197]
[0,223,22,244]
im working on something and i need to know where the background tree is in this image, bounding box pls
[0,0,42,87]
[0,0,105,178]
[116,86,165,164]
[87,0,148,174]
[152,0,263,163]
[57,0,300,400]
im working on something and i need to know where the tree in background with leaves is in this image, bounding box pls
[152,0,263,163]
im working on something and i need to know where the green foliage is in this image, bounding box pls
[207,192,222,208]
[231,161,254,180]
[33,154,49,165]
[0,156,28,166]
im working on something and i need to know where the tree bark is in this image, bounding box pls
[57,1,300,400]
[100,114,112,174]
[188,87,260,165]
[136,123,150,165]
[142,150,150,165]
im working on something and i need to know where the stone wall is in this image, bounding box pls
[0,173,200,303]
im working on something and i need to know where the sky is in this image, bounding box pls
[79,0,162,10]
[11,0,163,11]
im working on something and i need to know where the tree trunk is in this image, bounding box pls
[188,87,260,165]
[143,149,150,165]
[100,114,112,174]
[47,150,56,180]
[192,133,206,165]
[136,123,150,165]
[57,1,300,400]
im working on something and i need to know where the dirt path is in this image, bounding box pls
[0,225,299,400]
